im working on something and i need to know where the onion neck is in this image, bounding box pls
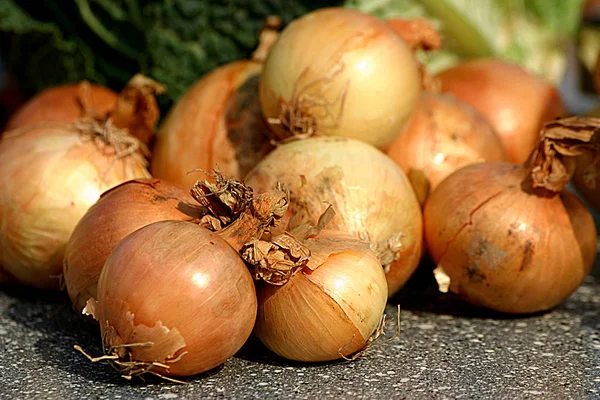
[521,117,600,195]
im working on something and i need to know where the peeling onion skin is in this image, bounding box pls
[4,83,117,131]
[437,59,566,164]
[572,153,600,211]
[64,179,205,311]
[387,93,506,202]
[255,231,387,362]
[259,7,421,149]
[0,126,150,289]
[245,137,423,297]
[424,163,597,314]
[152,60,274,189]
[95,220,257,376]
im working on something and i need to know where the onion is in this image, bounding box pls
[387,93,507,203]
[151,60,273,188]
[64,179,205,311]
[245,226,388,362]
[572,132,600,210]
[83,177,289,378]
[259,7,421,149]
[5,82,118,131]
[0,76,163,289]
[245,136,423,297]
[424,117,599,314]
[437,59,566,164]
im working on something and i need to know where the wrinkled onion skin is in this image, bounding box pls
[0,127,149,289]
[260,7,421,149]
[255,246,387,362]
[152,60,273,189]
[424,163,597,314]
[245,137,423,297]
[388,93,506,196]
[5,84,117,131]
[572,152,600,211]
[437,59,566,164]
[64,179,204,311]
[97,221,257,376]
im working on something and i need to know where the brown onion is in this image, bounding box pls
[5,82,118,131]
[387,93,507,203]
[64,179,205,311]
[259,7,421,149]
[245,137,423,297]
[248,229,388,362]
[84,178,289,378]
[424,117,598,314]
[437,59,566,164]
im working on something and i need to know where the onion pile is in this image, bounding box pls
[424,117,599,314]
[0,76,163,289]
[63,179,205,311]
[259,7,421,149]
[4,82,118,131]
[387,93,507,203]
[437,59,567,163]
[245,136,423,297]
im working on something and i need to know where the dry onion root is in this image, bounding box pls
[387,93,507,204]
[245,136,423,297]
[63,179,206,311]
[82,175,290,379]
[437,59,567,164]
[4,81,118,131]
[424,117,599,314]
[259,7,421,149]
[0,76,163,289]
[243,208,388,362]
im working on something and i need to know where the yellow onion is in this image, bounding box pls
[84,177,289,378]
[0,122,150,289]
[387,93,507,203]
[64,179,205,311]
[249,229,388,362]
[424,117,598,314]
[437,59,566,164]
[88,220,257,377]
[152,60,273,188]
[5,82,118,131]
[245,136,423,297]
[259,7,421,149]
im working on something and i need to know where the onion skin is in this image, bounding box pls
[387,93,506,202]
[437,59,566,164]
[255,231,387,362]
[259,7,421,149]
[572,153,600,211]
[424,163,597,314]
[245,137,423,297]
[152,60,273,188]
[93,220,257,377]
[64,179,205,311]
[4,83,117,131]
[0,125,149,289]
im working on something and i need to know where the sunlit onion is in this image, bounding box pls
[437,59,566,163]
[259,7,421,149]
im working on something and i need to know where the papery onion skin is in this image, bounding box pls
[0,126,150,289]
[255,231,387,362]
[152,60,273,189]
[437,59,566,164]
[245,137,423,297]
[94,220,257,376]
[424,163,597,314]
[259,7,421,149]
[4,83,117,131]
[387,93,506,202]
[64,179,205,311]
[572,152,600,211]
